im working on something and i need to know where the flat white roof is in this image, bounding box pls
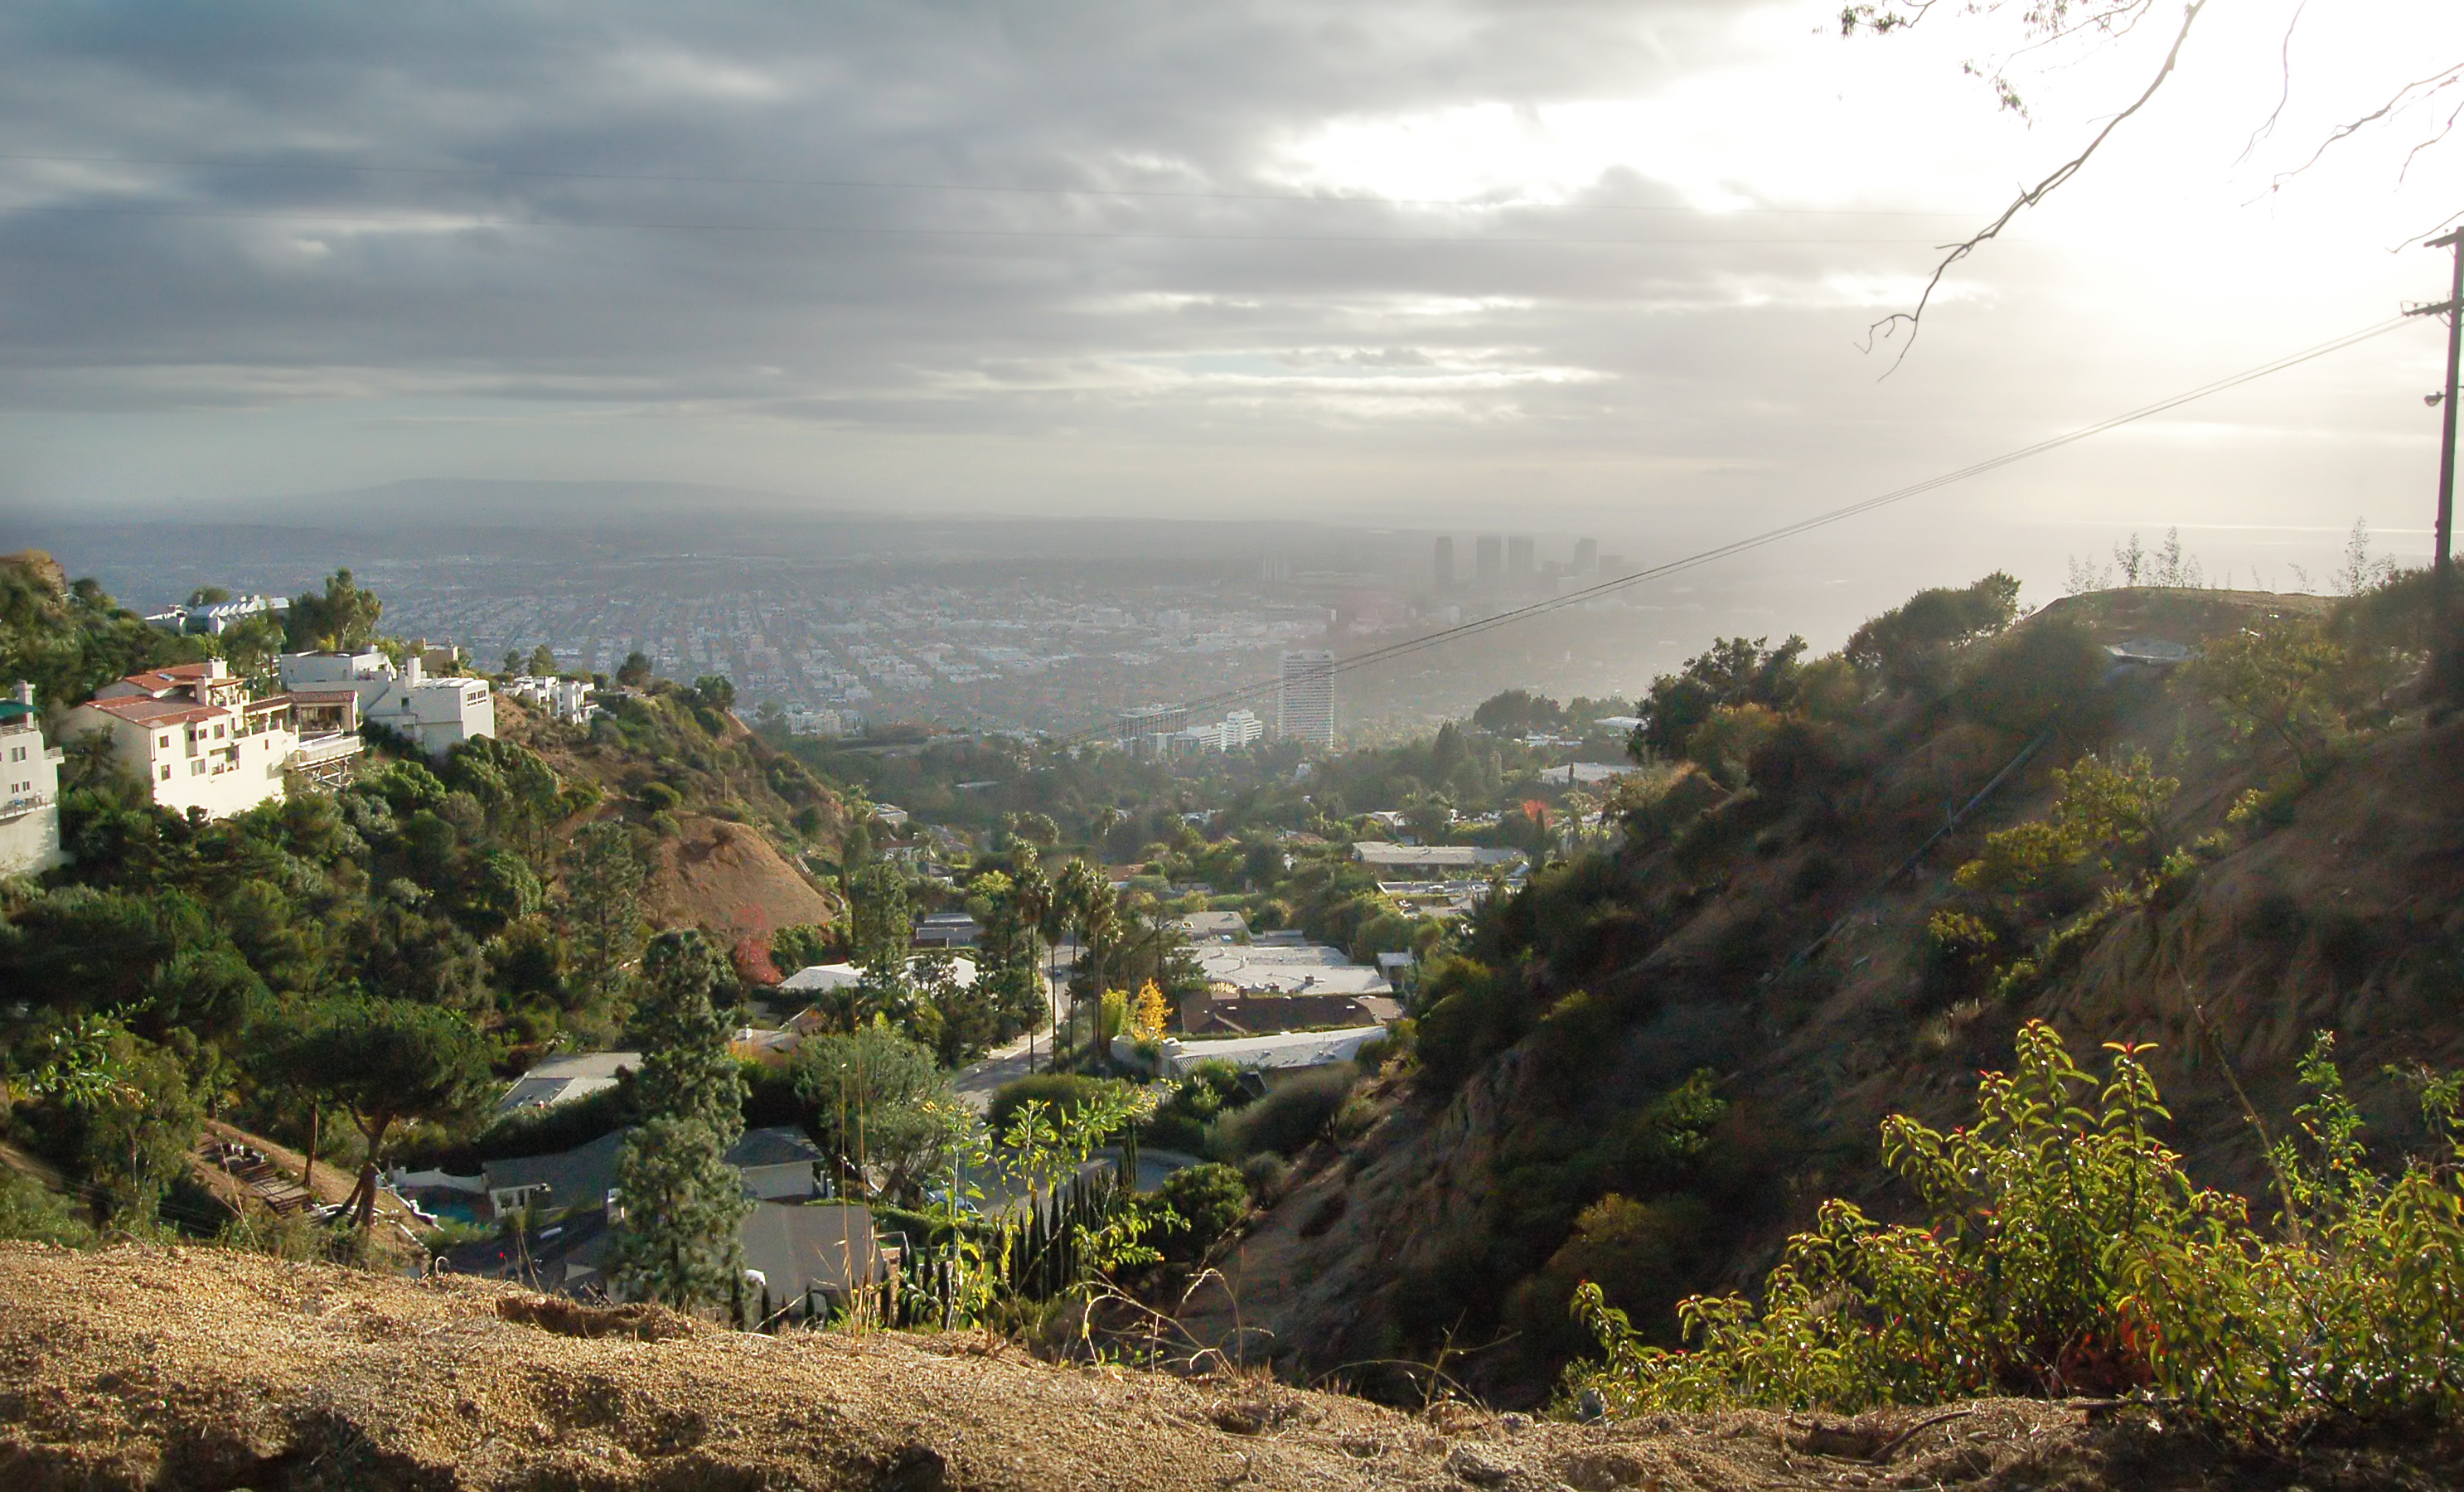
[1161,1026,1384,1075]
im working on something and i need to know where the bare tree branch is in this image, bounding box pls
[2234,0,2308,166]
[2269,62,2464,191]
[1863,0,2209,372]
[2403,91,2464,182]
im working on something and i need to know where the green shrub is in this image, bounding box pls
[1567,1023,2464,1433]
[1212,1065,1358,1160]
[1155,1162,1249,1262]
[1414,957,1528,1091]
[985,1073,1130,1139]
[0,1168,93,1247]
[1954,614,2107,734]
[1240,1151,1290,1203]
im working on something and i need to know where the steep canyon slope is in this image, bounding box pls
[1193,588,2464,1407]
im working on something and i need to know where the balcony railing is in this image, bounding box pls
[0,790,55,822]
[289,732,365,768]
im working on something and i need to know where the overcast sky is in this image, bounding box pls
[3,0,2460,593]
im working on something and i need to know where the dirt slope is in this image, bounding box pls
[5,1244,2453,1492]
[641,811,836,941]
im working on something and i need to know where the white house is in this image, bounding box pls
[1159,1026,1386,1078]
[55,660,362,821]
[279,649,493,757]
[0,683,65,876]
[507,674,593,725]
[1349,840,1525,875]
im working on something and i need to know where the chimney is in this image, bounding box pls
[12,681,31,706]
[404,654,424,685]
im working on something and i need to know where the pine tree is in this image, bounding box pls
[610,930,748,1311]
[609,1116,748,1310]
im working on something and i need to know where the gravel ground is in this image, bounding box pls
[2,1242,2458,1491]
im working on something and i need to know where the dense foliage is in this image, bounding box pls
[1571,1025,2464,1433]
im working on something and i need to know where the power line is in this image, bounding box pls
[0,149,1986,218]
[1,203,1985,249]
[1068,314,2416,742]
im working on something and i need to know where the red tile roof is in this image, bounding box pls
[80,696,221,727]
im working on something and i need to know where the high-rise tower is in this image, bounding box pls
[1474,535,1503,589]
[1433,535,1456,591]
[1276,650,1336,748]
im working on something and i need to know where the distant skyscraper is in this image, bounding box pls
[1277,650,1336,748]
[1474,535,1503,589]
[1507,535,1535,582]
[1433,536,1456,591]
[1573,537,1599,574]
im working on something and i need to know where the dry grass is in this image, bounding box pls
[7,1243,2462,1490]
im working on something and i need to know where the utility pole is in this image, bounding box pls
[2412,229,2463,608]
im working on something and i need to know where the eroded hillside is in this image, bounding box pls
[1189,585,2464,1406]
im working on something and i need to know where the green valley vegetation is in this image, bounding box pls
[0,552,854,1253]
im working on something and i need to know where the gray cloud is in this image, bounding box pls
[0,0,2445,593]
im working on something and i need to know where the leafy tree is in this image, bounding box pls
[769,922,834,976]
[284,569,384,652]
[559,822,646,1014]
[290,998,491,1228]
[527,643,557,677]
[1633,637,1807,761]
[690,674,737,713]
[71,1034,204,1233]
[617,650,655,687]
[1843,573,2021,690]
[969,869,1050,1045]
[844,861,916,1018]
[1472,688,1567,736]
[791,1024,964,1203]
[2181,614,2377,782]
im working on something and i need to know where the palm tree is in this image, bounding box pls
[1055,859,1115,1060]
[1011,862,1054,1071]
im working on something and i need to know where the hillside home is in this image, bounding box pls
[1348,840,1525,876]
[506,674,593,725]
[1158,1025,1386,1080]
[1191,940,1392,997]
[0,682,66,876]
[478,1125,827,1218]
[278,649,494,758]
[443,1200,887,1313]
[1178,986,1401,1035]
[55,660,363,821]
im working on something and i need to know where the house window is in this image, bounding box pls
[159,765,171,781]
[8,746,22,763]
[158,734,171,748]
[214,724,225,739]
[191,759,205,776]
